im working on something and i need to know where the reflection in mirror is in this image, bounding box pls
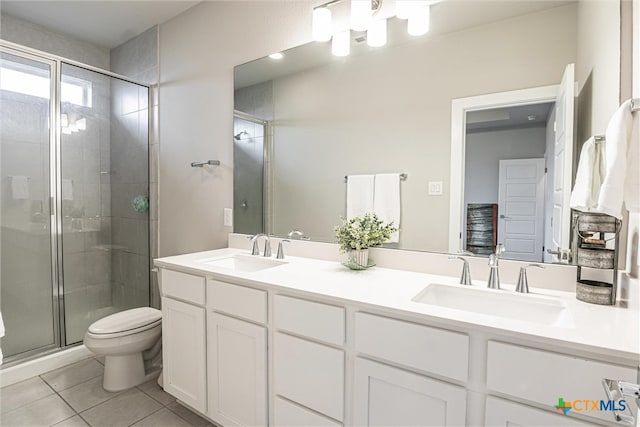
[233,0,621,264]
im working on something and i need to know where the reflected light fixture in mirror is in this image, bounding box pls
[351,0,371,31]
[408,3,431,36]
[312,7,332,41]
[367,18,387,47]
[268,52,284,60]
[332,30,351,56]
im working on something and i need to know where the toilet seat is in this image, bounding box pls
[88,307,161,338]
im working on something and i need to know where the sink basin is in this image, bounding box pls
[200,254,286,272]
[412,284,573,327]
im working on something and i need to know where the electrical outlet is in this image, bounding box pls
[428,181,443,196]
[223,208,233,227]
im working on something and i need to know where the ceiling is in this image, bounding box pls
[235,0,574,89]
[1,0,200,49]
[466,103,554,133]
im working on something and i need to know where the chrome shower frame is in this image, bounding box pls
[0,40,151,365]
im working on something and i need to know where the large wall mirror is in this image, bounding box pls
[233,0,621,264]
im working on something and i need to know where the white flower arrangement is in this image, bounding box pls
[334,213,398,252]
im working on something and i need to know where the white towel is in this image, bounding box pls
[62,179,74,201]
[570,137,604,212]
[346,175,374,220]
[11,175,29,199]
[597,99,636,218]
[374,173,401,243]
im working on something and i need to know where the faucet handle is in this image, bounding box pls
[495,243,505,257]
[448,255,472,286]
[515,263,545,293]
[277,240,290,259]
[263,239,272,258]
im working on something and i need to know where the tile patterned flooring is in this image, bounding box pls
[0,357,215,427]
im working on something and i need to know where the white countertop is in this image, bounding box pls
[155,248,640,365]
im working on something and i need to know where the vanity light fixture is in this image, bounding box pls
[367,18,387,47]
[312,7,332,42]
[269,52,284,60]
[395,0,413,19]
[332,29,351,56]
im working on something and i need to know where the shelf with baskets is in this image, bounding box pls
[571,212,621,305]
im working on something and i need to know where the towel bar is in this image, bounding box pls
[344,173,407,182]
[191,160,221,168]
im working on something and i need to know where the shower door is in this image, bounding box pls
[0,50,58,358]
[0,43,151,362]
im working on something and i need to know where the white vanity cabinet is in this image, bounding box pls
[485,396,601,426]
[353,312,468,426]
[273,295,346,425]
[159,269,207,414]
[206,280,267,427]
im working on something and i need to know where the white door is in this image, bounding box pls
[498,158,545,262]
[161,297,207,414]
[551,63,575,260]
[207,312,267,427]
[353,357,466,426]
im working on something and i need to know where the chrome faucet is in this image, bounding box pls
[448,255,472,286]
[487,244,505,289]
[287,229,309,240]
[515,263,544,293]
[249,233,271,257]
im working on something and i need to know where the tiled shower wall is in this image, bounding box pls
[110,26,159,309]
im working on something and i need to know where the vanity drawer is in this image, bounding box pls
[274,295,345,345]
[274,397,342,427]
[354,313,469,382]
[160,269,205,306]
[486,341,636,424]
[274,332,344,421]
[207,279,267,324]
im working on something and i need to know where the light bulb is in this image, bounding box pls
[312,7,332,42]
[408,4,430,36]
[268,52,284,60]
[351,0,370,31]
[367,18,387,47]
[332,30,351,57]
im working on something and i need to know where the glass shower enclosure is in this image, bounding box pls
[0,43,150,363]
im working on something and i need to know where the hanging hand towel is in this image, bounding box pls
[570,137,604,212]
[346,175,374,220]
[597,99,635,218]
[623,102,639,213]
[11,176,29,200]
[374,173,401,243]
[62,179,74,201]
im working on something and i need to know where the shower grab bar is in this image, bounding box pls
[344,173,407,182]
[191,160,221,168]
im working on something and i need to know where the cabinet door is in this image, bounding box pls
[207,313,267,427]
[485,396,601,427]
[354,358,466,426]
[162,297,207,413]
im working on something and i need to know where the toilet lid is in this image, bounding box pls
[89,307,161,335]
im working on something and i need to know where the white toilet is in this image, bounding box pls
[84,307,162,392]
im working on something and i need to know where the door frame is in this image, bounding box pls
[449,85,559,253]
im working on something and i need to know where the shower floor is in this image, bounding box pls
[65,306,120,345]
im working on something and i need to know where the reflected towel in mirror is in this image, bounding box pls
[570,136,604,212]
[374,173,401,243]
[346,175,375,220]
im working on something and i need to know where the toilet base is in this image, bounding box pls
[103,353,161,392]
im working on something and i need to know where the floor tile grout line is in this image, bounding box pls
[166,402,211,427]
[126,405,166,427]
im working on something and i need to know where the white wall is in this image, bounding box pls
[0,13,109,69]
[269,5,577,252]
[158,1,311,256]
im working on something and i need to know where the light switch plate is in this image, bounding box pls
[428,181,443,195]
[223,208,233,227]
